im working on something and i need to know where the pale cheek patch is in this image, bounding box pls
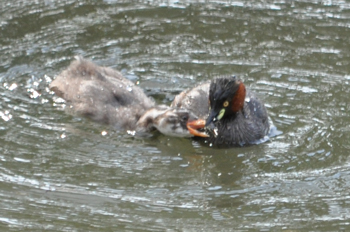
[217,108,225,120]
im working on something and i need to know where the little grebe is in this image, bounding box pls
[174,76,271,146]
[50,56,197,137]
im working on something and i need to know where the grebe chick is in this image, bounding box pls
[137,105,198,137]
[50,57,197,137]
[171,81,210,119]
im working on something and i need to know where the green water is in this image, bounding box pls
[1,0,350,231]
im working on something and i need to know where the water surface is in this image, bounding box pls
[1,0,350,231]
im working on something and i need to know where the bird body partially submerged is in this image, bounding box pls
[176,76,271,146]
[50,57,273,145]
[50,57,197,137]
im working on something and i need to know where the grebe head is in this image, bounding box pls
[206,76,246,126]
[137,106,199,137]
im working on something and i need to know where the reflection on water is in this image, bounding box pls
[1,0,350,231]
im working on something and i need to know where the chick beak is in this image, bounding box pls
[186,119,209,137]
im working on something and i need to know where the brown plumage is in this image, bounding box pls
[50,57,198,137]
[50,56,155,130]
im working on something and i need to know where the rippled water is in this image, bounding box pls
[1,0,350,231]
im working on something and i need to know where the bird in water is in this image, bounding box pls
[172,76,272,146]
[50,56,198,137]
[50,57,273,145]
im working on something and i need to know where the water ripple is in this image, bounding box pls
[1,0,350,231]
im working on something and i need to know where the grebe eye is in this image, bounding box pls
[223,101,229,107]
[181,114,189,122]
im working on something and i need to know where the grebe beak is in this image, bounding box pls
[205,107,225,126]
[186,119,209,137]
